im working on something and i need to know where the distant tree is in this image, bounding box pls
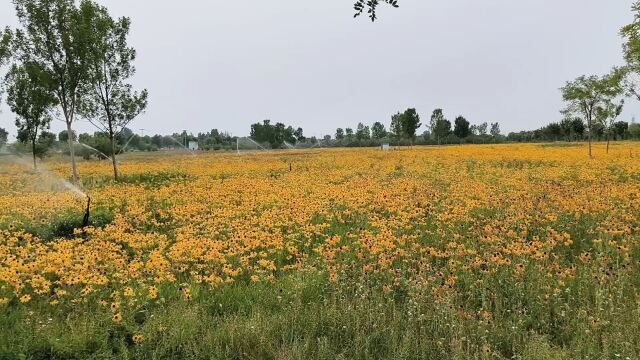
[490,122,501,137]
[58,130,77,143]
[250,120,298,148]
[294,127,305,142]
[79,2,148,180]
[561,69,624,157]
[390,112,403,139]
[430,109,445,137]
[477,122,488,136]
[5,63,57,169]
[35,130,56,157]
[453,116,471,139]
[629,121,640,139]
[433,119,451,144]
[612,121,629,139]
[323,134,331,142]
[371,121,387,139]
[335,128,345,140]
[421,130,431,141]
[345,128,354,141]
[560,118,577,141]
[355,122,371,140]
[400,108,421,142]
[542,122,562,141]
[469,124,479,136]
[0,128,7,147]
[353,0,399,21]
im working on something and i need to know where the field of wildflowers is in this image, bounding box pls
[1,143,640,359]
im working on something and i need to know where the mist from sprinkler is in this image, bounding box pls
[76,141,110,159]
[4,149,92,228]
[169,137,197,156]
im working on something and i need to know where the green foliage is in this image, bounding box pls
[432,111,452,143]
[49,206,113,239]
[355,122,371,140]
[621,2,640,101]
[250,120,298,148]
[389,108,421,140]
[371,121,386,139]
[5,62,57,167]
[630,122,640,139]
[490,122,501,137]
[353,0,399,21]
[453,115,471,138]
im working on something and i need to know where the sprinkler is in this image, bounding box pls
[82,196,91,228]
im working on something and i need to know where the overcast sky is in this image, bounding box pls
[0,0,637,139]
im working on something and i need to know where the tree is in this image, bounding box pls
[345,128,354,141]
[35,130,55,158]
[400,108,421,142]
[390,112,403,139]
[9,0,93,183]
[629,121,640,139]
[0,128,7,147]
[353,0,399,21]
[453,116,471,139]
[355,122,371,140]
[5,63,57,169]
[621,2,640,102]
[560,69,624,157]
[58,129,76,143]
[612,121,629,139]
[595,98,624,154]
[477,122,488,136]
[0,29,12,103]
[335,128,345,140]
[433,119,451,144]
[250,120,298,148]
[79,1,148,180]
[430,109,445,137]
[294,127,305,142]
[542,122,562,141]
[371,121,387,139]
[490,122,501,137]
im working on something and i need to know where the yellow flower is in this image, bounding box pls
[132,334,144,344]
[112,313,122,323]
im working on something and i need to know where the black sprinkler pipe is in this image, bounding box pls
[82,196,91,228]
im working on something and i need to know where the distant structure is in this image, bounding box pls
[382,144,390,151]
[188,141,199,151]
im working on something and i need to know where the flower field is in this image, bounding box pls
[1,143,640,359]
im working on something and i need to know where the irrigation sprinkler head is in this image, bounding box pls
[82,196,91,228]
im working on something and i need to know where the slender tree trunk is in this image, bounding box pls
[586,111,593,158]
[606,134,610,154]
[110,134,119,181]
[66,120,78,183]
[32,140,37,170]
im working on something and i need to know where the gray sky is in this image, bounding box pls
[1,0,638,139]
